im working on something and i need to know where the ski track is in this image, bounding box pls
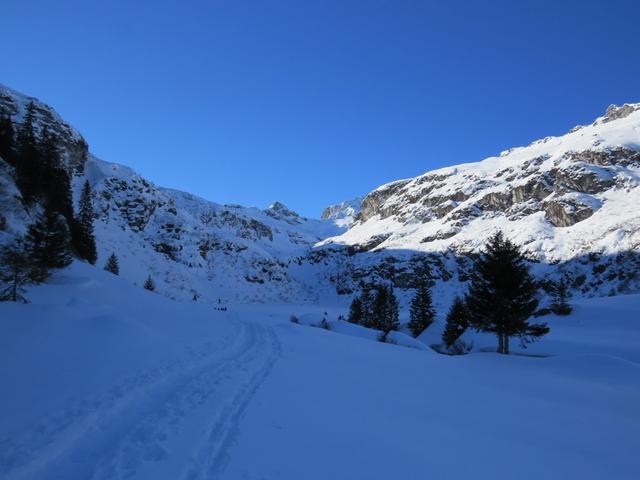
[0,318,281,480]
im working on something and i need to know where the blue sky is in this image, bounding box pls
[2,0,639,217]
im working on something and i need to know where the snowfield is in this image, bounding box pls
[1,264,639,479]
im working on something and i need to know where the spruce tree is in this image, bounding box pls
[74,181,97,264]
[347,296,363,324]
[550,277,572,315]
[465,231,548,354]
[143,275,155,291]
[15,102,40,203]
[0,240,33,302]
[407,283,436,337]
[0,114,15,164]
[104,253,120,275]
[372,285,399,337]
[359,287,374,327]
[38,127,74,222]
[442,296,469,348]
[25,206,72,282]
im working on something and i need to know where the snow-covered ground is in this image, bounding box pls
[1,263,639,479]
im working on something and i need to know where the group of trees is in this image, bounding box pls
[347,232,557,355]
[0,104,97,302]
[348,285,400,340]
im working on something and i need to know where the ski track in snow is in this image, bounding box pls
[0,318,281,480]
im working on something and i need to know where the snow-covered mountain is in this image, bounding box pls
[321,198,362,228]
[2,82,640,304]
[318,103,640,299]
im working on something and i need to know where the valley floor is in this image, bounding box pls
[1,264,639,479]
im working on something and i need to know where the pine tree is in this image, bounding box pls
[359,287,374,327]
[104,253,119,275]
[38,127,74,222]
[25,206,72,282]
[347,297,363,324]
[15,102,40,203]
[0,114,15,164]
[143,275,155,291]
[550,277,572,315]
[407,283,435,337]
[442,296,469,348]
[0,239,33,302]
[372,285,399,337]
[465,231,548,354]
[74,180,97,264]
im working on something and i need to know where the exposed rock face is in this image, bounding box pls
[2,81,640,303]
[318,102,640,298]
[0,84,88,173]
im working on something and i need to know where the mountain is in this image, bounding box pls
[1,82,640,305]
[321,198,362,228]
[317,103,640,300]
[0,84,343,303]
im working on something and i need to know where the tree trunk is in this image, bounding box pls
[504,334,510,355]
[497,333,504,354]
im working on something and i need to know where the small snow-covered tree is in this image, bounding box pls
[143,275,155,291]
[73,181,97,264]
[104,253,120,275]
[550,277,572,315]
[407,283,435,337]
[442,296,470,348]
[347,297,363,324]
[25,206,72,282]
[0,240,33,303]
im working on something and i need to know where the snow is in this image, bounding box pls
[1,264,639,479]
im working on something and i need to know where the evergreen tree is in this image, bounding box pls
[74,181,97,264]
[465,231,548,354]
[25,206,72,282]
[38,127,74,222]
[372,285,400,337]
[143,275,155,291]
[15,102,40,203]
[0,239,33,302]
[442,296,470,348]
[104,253,120,275]
[407,283,436,337]
[550,277,572,315]
[0,114,15,164]
[347,296,363,324]
[359,287,374,327]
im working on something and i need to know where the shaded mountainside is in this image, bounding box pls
[1,82,640,305]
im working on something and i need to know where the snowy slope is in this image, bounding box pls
[1,263,639,480]
[317,103,640,298]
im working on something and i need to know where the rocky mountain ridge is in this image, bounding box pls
[1,83,639,305]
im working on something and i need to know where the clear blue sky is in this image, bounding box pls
[3,0,639,217]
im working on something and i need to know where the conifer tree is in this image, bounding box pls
[442,296,469,348]
[465,231,548,354]
[359,287,374,327]
[550,277,572,315]
[38,127,74,222]
[104,253,120,275]
[25,206,72,282]
[15,102,40,203]
[0,239,33,302]
[0,114,15,164]
[143,275,156,291]
[74,180,97,264]
[407,283,436,337]
[347,296,363,324]
[372,285,400,337]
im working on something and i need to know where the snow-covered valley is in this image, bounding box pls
[1,264,639,479]
[2,82,640,480]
